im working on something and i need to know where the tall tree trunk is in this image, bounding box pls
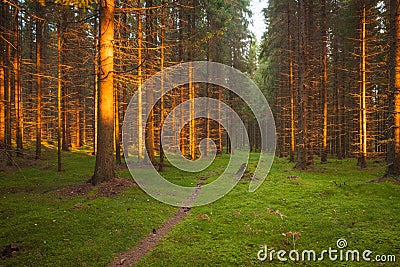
[6,18,12,166]
[115,83,121,164]
[295,0,310,170]
[217,88,223,154]
[91,0,115,185]
[276,61,283,158]
[333,0,343,160]
[35,4,43,159]
[226,90,231,154]
[307,1,314,166]
[321,0,328,163]
[62,84,70,151]
[178,5,186,155]
[144,0,156,165]
[136,0,144,161]
[82,86,87,145]
[0,3,5,146]
[358,4,367,169]
[13,5,23,157]
[387,0,400,177]
[188,0,196,160]
[114,5,121,165]
[57,11,62,172]
[288,2,295,162]
[93,14,99,155]
[0,32,4,145]
[189,63,195,160]
[205,35,211,157]
[158,0,166,169]
[75,98,81,147]
[27,36,33,142]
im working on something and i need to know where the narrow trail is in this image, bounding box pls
[108,178,206,267]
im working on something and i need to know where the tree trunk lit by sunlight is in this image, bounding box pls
[358,5,367,169]
[91,0,115,185]
[137,0,144,161]
[57,9,62,172]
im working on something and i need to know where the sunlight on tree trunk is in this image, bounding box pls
[93,15,99,156]
[13,6,23,157]
[137,0,144,161]
[288,1,295,163]
[57,11,62,172]
[358,5,367,169]
[91,0,115,185]
[35,5,43,160]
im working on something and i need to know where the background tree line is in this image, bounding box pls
[257,0,400,176]
[2,0,400,183]
[0,0,256,183]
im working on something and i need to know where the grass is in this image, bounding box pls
[0,147,176,266]
[137,157,400,266]
[1,148,399,266]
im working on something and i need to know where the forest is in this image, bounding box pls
[1,0,400,266]
[259,0,400,172]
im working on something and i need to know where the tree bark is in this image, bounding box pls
[144,0,156,166]
[189,63,195,160]
[35,3,43,159]
[0,2,5,146]
[62,84,70,151]
[288,1,295,163]
[294,0,310,170]
[75,98,81,147]
[13,5,23,157]
[115,80,121,164]
[5,15,12,166]
[358,4,367,169]
[332,0,343,160]
[137,0,144,161]
[91,0,115,185]
[0,35,4,145]
[186,0,196,160]
[178,5,186,155]
[93,14,99,155]
[159,0,166,169]
[321,0,328,163]
[387,0,400,177]
[57,11,62,172]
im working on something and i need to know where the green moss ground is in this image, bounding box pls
[137,157,400,266]
[1,149,399,266]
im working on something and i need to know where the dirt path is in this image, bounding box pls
[108,179,205,267]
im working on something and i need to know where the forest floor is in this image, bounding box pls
[1,147,399,266]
